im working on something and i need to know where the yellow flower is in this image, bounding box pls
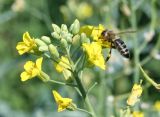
[20,57,43,81]
[80,24,111,48]
[91,24,105,41]
[127,84,143,106]
[55,56,72,80]
[154,101,160,111]
[52,90,73,112]
[83,42,105,70]
[77,2,93,20]
[56,56,70,72]
[80,25,94,37]
[132,111,144,117]
[16,32,37,55]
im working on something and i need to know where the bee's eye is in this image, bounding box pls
[101,31,107,37]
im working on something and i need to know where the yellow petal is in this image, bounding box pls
[56,56,70,72]
[154,101,160,111]
[80,25,94,36]
[91,24,105,41]
[58,106,65,112]
[16,42,29,55]
[132,111,144,117]
[52,90,63,103]
[20,71,31,81]
[127,94,139,106]
[31,68,40,77]
[83,42,105,70]
[24,61,35,71]
[61,98,72,105]
[23,32,32,43]
[127,84,143,106]
[52,90,72,112]
[36,57,43,70]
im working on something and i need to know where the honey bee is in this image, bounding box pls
[99,29,135,61]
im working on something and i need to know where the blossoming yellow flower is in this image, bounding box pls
[20,57,43,81]
[132,111,144,117]
[127,84,143,106]
[52,90,73,112]
[16,32,37,55]
[80,24,111,48]
[83,42,105,70]
[154,101,160,111]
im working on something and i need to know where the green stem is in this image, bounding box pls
[130,0,139,83]
[76,107,93,116]
[73,71,86,99]
[85,96,97,117]
[141,56,152,66]
[73,71,97,117]
[97,73,106,117]
[151,0,157,30]
[87,82,98,94]
[139,65,160,89]
[48,79,77,87]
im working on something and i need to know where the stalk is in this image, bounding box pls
[130,0,139,82]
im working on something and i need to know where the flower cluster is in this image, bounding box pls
[16,19,112,113]
[16,19,144,116]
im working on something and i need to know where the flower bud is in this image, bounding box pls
[51,32,60,39]
[80,33,90,43]
[52,24,61,33]
[61,24,68,32]
[66,33,73,43]
[39,45,48,52]
[60,38,68,48]
[48,44,59,58]
[35,39,47,47]
[70,19,80,35]
[41,36,51,44]
[72,35,80,45]
[67,103,77,111]
[63,69,72,81]
[39,71,50,82]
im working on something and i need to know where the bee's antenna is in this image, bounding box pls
[115,30,136,35]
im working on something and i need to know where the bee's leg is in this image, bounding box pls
[105,43,113,62]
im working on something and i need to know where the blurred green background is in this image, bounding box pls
[0,0,160,117]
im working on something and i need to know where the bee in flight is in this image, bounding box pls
[98,29,135,61]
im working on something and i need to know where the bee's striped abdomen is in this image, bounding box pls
[113,38,130,58]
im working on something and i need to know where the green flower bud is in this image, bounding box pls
[35,39,47,47]
[63,69,72,81]
[67,103,77,111]
[52,24,61,33]
[39,45,48,52]
[60,31,67,38]
[39,71,50,82]
[51,32,60,39]
[60,38,68,48]
[48,44,59,58]
[72,34,80,45]
[66,33,73,43]
[80,33,90,43]
[69,19,80,35]
[41,36,51,44]
[61,24,68,32]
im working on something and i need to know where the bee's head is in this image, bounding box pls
[101,29,108,38]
